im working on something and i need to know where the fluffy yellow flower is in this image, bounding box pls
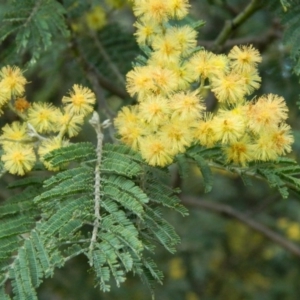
[0,65,27,98]
[167,25,197,57]
[139,95,170,126]
[251,133,278,161]
[1,144,36,176]
[0,82,11,107]
[114,105,140,129]
[126,66,177,99]
[55,111,84,137]
[115,105,145,150]
[148,53,192,88]
[224,136,254,166]
[171,91,205,121]
[241,68,261,95]
[213,113,245,144]
[38,137,69,171]
[85,6,107,31]
[270,124,294,155]
[167,0,190,19]
[27,102,59,133]
[211,72,246,104]
[151,34,181,63]
[166,61,195,90]
[194,113,217,148]
[247,94,288,132]
[187,50,216,80]
[209,54,229,76]
[226,104,248,119]
[126,66,155,99]
[134,18,161,45]
[118,124,143,150]
[139,135,174,167]
[150,66,178,96]
[228,45,262,72]
[62,84,96,116]
[159,119,193,155]
[0,121,28,144]
[133,0,170,22]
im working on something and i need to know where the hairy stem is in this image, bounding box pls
[88,111,104,265]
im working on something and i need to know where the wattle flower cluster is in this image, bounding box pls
[0,66,96,175]
[114,0,294,167]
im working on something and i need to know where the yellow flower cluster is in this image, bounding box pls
[85,6,107,31]
[0,66,96,175]
[76,2,130,33]
[114,0,294,167]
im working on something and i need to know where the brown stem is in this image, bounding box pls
[89,30,126,86]
[199,19,282,52]
[181,196,300,257]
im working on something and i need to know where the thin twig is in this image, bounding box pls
[89,30,126,86]
[85,65,116,119]
[212,0,265,52]
[181,196,300,257]
[246,194,280,216]
[207,160,299,193]
[199,21,281,52]
[23,0,42,28]
[69,35,128,100]
[223,0,240,16]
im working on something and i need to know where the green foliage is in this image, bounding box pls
[79,24,140,84]
[255,158,300,198]
[1,0,300,299]
[184,146,221,193]
[0,0,69,66]
[0,142,186,298]
[181,145,300,198]
[269,0,300,77]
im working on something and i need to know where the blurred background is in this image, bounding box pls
[1,0,300,299]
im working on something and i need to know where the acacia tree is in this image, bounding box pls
[1,0,300,299]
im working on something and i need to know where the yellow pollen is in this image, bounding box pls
[39,112,49,120]
[234,144,246,152]
[152,143,163,154]
[12,152,24,162]
[72,95,85,106]
[150,104,161,114]
[240,53,250,62]
[172,132,181,140]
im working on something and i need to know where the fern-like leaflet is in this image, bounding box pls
[0,113,187,298]
[179,144,300,198]
[0,0,69,65]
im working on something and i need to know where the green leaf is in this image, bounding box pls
[0,0,69,65]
